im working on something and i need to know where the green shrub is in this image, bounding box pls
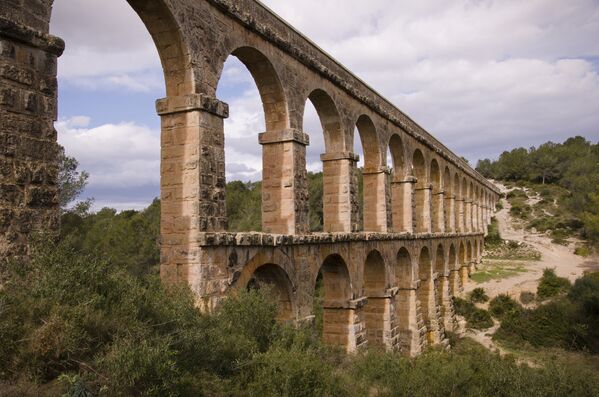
[574,245,591,257]
[469,288,489,303]
[520,291,536,305]
[537,268,571,300]
[489,294,522,320]
[452,297,493,330]
[484,218,502,246]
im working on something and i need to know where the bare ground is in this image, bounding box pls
[461,182,599,354]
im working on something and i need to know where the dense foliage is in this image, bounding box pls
[495,272,599,353]
[2,240,599,396]
[476,136,599,245]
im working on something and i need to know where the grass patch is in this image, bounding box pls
[484,240,541,261]
[470,261,529,283]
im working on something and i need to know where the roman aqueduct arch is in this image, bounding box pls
[0,0,500,355]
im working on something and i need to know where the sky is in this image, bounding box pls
[50,0,599,211]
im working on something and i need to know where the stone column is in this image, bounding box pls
[472,202,479,232]
[323,298,367,352]
[438,273,455,332]
[464,199,473,232]
[0,19,64,259]
[364,287,401,351]
[363,165,390,232]
[449,268,463,296]
[460,265,470,287]
[391,176,416,233]
[455,198,465,233]
[432,190,445,233]
[418,277,441,345]
[396,284,426,356]
[414,183,432,234]
[259,128,309,235]
[321,151,359,233]
[157,94,229,299]
[444,194,456,233]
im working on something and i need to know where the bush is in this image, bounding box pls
[574,245,591,257]
[453,297,493,330]
[537,269,571,300]
[469,288,489,303]
[489,294,522,320]
[495,272,599,354]
[484,218,502,246]
[520,291,536,305]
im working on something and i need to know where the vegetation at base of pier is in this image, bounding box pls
[2,239,599,396]
[476,136,599,250]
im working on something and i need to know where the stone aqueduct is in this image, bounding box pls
[0,0,500,355]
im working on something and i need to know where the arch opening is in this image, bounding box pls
[430,159,443,233]
[313,254,353,348]
[363,250,388,348]
[247,263,294,321]
[412,150,430,233]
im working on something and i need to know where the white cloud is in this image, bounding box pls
[50,0,599,208]
[56,117,160,189]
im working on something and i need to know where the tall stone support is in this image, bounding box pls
[449,269,463,296]
[438,275,455,332]
[455,198,464,233]
[323,298,367,352]
[321,152,358,233]
[474,203,480,232]
[414,185,432,234]
[157,95,229,291]
[432,191,445,233]
[464,199,473,232]
[364,288,400,351]
[391,177,416,233]
[418,278,441,345]
[363,166,389,232]
[0,19,64,259]
[260,129,309,235]
[444,194,456,233]
[396,287,426,356]
[459,265,469,286]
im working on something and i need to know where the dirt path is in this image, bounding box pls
[465,182,587,300]
[461,182,596,353]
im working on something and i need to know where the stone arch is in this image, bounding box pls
[357,115,386,232]
[389,134,409,232]
[417,246,438,343]
[459,242,466,266]
[443,167,453,232]
[449,243,458,271]
[246,263,295,321]
[305,89,343,232]
[389,134,406,180]
[363,250,389,347]
[430,159,443,233]
[434,244,445,275]
[412,149,430,233]
[314,254,353,348]
[225,46,289,132]
[306,89,343,153]
[396,247,414,289]
[53,0,194,97]
[454,173,462,232]
[356,115,382,168]
[466,240,473,264]
[418,246,432,281]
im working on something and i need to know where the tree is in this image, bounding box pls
[57,145,90,211]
